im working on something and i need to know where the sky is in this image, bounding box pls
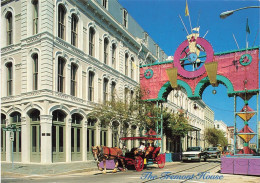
[118,0,260,139]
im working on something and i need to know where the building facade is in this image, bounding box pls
[1,0,213,164]
[165,89,214,153]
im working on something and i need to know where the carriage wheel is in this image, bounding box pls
[134,156,144,171]
[157,154,165,169]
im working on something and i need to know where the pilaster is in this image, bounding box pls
[40,115,52,163]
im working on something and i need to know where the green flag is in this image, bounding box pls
[246,18,250,34]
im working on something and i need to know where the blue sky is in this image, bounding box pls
[118,0,260,136]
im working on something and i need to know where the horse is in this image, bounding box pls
[92,146,126,174]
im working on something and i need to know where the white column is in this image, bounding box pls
[5,119,11,162]
[82,120,88,161]
[96,122,101,146]
[40,115,52,163]
[66,118,72,162]
[21,116,30,163]
[127,126,131,150]
[107,125,112,147]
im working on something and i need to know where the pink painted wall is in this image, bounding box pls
[140,49,259,100]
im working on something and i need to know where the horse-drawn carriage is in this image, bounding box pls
[120,136,166,171]
[92,136,165,173]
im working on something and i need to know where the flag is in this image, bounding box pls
[192,27,200,32]
[185,0,189,16]
[246,18,250,34]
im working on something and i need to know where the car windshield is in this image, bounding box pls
[186,147,201,151]
[206,147,217,151]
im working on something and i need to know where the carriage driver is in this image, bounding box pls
[138,142,145,153]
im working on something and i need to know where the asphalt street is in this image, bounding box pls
[1,159,260,183]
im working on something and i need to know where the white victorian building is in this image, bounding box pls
[1,0,213,164]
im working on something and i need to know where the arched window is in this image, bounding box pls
[10,112,22,159]
[125,53,128,76]
[71,63,77,96]
[6,12,13,45]
[111,81,116,102]
[6,62,13,96]
[52,110,66,162]
[57,57,65,93]
[71,14,78,46]
[104,38,109,64]
[32,54,38,90]
[32,0,39,34]
[112,43,116,69]
[29,109,41,162]
[88,71,94,101]
[52,110,66,122]
[103,78,108,104]
[131,57,134,79]
[89,27,95,56]
[58,5,66,40]
[71,113,82,161]
[87,117,97,154]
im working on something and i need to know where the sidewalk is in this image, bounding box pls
[1,161,98,178]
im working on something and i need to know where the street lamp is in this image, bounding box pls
[220,6,260,19]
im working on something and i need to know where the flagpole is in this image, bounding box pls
[179,14,189,35]
[189,14,193,33]
[233,33,240,50]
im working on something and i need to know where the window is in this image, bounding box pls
[111,82,116,102]
[58,57,65,93]
[130,90,134,101]
[112,44,116,69]
[102,0,107,9]
[131,57,134,79]
[125,53,128,76]
[33,54,38,90]
[10,112,21,123]
[32,0,39,34]
[52,110,66,122]
[103,78,108,104]
[6,62,12,96]
[124,88,128,105]
[6,12,13,45]
[71,63,77,96]
[58,5,66,40]
[88,71,94,101]
[104,38,109,64]
[123,9,127,28]
[89,27,95,56]
[71,14,78,47]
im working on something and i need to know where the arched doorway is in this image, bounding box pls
[29,109,41,162]
[100,120,107,147]
[52,110,66,162]
[10,112,21,162]
[112,121,119,147]
[71,113,82,161]
[1,114,6,161]
[87,117,96,160]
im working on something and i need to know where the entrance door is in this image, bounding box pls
[52,110,66,163]
[52,125,65,162]
[30,110,41,162]
[30,125,41,162]
[10,112,21,162]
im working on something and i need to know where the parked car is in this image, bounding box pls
[182,147,207,162]
[204,147,221,158]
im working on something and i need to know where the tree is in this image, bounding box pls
[205,128,228,147]
[88,86,192,146]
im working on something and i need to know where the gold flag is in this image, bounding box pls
[185,0,189,16]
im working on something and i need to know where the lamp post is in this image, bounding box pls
[220,6,260,19]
